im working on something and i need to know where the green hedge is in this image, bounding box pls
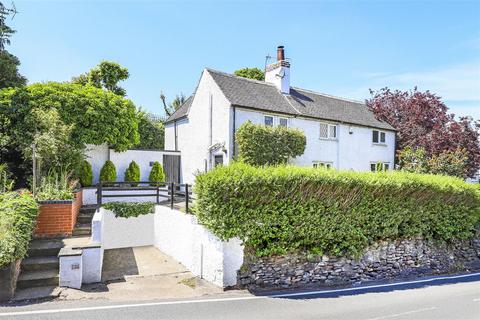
[194,163,480,257]
[0,191,39,268]
[100,160,117,182]
[103,202,155,218]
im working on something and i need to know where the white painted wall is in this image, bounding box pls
[82,188,170,205]
[59,252,83,289]
[84,144,180,184]
[81,246,103,284]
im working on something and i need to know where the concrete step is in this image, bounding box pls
[72,223,91,236]
[27,239,64,258]
[21,256,59,272]
[77,214,94,224]
[17,270,59,289]
[13,286,61,302]
[80,205,97,214]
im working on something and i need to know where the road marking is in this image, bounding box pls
[1,272,479,317]
[365,307,437,320]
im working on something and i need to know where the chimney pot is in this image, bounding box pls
[277,46,285,61]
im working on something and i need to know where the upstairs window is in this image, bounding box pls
[373,130,386,144]
[320,123,337,139]
[264,115,274,127]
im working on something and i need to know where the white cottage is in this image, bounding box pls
[165,46,396,184]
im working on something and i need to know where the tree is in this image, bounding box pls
[124,160,140,185]
[234,67,265,81]
[367,87,480,177]
[235,121,306,166]
[0,50,27,88]
[136,110,165,150]
[0,1,17,50]
[72,61,129,96]
[160,92,186,117]
[79,160,93,187]
[149,161,165,184]
[100,160,116,182]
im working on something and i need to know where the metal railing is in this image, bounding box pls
[96,181,194,213]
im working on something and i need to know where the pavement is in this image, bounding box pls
[1,273,479,319]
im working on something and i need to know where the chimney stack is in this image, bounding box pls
[277,46,285,61]
[265,45,290,94]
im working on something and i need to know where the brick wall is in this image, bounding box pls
[34,191,83,238]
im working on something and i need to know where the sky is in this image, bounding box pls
[6,0,480,119]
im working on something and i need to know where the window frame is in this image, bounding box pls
[278,117,288,128]
[319,122,338,140]
[264,115,274,127]
[313,161,334,169]
[370,162,390,172]
[372,130,387,144]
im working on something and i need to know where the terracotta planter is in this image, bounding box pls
[0,259,21,301]
[35,191,83,238]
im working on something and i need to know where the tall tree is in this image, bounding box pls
[234,67,265,81]
[0,1,17,50]
[72,61,129,96]
[160,92,186,117]
[367,87,480,177]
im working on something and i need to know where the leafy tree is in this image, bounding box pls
[160,92,186,117]
[367,87,480,177]
[0,49,26,89]
[397,146,429,174]
[136,110,165,149]
[79,160,93,187]
[0,1,17,50]
[100,160,116,182]
[72,61,129,96]
[149,161,165,184]
[234,67,265,81]
[235,121,306,166]
[124,160,140,185]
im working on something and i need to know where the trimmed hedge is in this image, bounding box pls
[0,191,39,268]
[100,160,117,182]
[124,161,140,185]
[79,160,93,187]
[194,163,480,257]
[149,161,165,184]
[103,202,155,218]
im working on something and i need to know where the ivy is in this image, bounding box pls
[194,163,480,257]
[103,202,155,218]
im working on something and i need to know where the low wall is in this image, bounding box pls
[0,260,21,301]
[82,188,169,205]
[35,191,82,238]
[154,206,244,287]
[238,235,480,289]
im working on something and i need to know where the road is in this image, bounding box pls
[1,274,479,320]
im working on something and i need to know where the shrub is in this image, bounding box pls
[0,163,14,193]
[103,202,155,218]
[79,160,93,187]
[35,169,78,201]
[124,161,140,185]
[235,121,306,166]
[100,160,117,182]
[0,191,39,268]
[194,163,480,257]
[149,161,165,184]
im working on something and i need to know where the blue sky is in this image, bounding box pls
[7,0,480,119]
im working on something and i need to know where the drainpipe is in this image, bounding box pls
[232,106,236,159]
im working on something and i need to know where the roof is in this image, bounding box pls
[166,68,395,131]
[165,95,193,123]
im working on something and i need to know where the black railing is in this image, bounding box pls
[96,181,194,213]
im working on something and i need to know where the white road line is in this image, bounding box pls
[365,307,437,320]
[1,272,479,317]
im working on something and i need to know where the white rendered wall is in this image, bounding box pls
[234,108,395,171]
[81,246,103,284]
[82,188,170,205]
[85,144,109,185]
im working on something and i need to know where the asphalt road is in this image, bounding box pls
[1,274,479,320]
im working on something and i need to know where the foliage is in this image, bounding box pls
[234,67,265,81]
[0,163,13,192]
[194,163,480,257]
[161,92,186,117]
[149,161,165,183]
[79,160,93,187]
[398,146,469,178]
[235,121,306,166]
[103,201,155,218]
[35,169,78,201]
[100,160,117,182]
[72,61,129,96]
[124,160,140,185]
[0,190,38,268]
[0,1,17,50]
[136,111,165,149]
[0,50,27,89]
[367,87,480,177]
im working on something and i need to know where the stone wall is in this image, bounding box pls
[238,235,480,289]
[0,260,21,301]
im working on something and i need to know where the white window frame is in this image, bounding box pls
[319,122,338,140]
[264,115,274,127]
[278,117,288,127]
[372,130,387,145]
[370,162,390,172]
[313,161,334,169]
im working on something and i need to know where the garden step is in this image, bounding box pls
[72,223,91,237]
[77,214,94,224]
[21,256,59,272]
[80,205,97,214]
[13,286,61,301]
[27,239,64,258]
[17,270,59,289]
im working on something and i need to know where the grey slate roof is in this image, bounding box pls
[165,95,193,122]
[167,68,395,131]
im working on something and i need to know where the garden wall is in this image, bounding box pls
[238,234,480,289]
[82,187,169,205]
[35,190,82,238]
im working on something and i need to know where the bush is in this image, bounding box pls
[124,161,140,185]
[149,161,165,184]
[235,121,306,166]
[194,163,480,257]
[100,160,117,182]
[35,169,78,201]
[103,202,155,218]
[0,163,14,193]
[79,160,93,187]
[0,191,38,268]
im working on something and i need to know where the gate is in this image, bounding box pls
[163,154,181,183]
